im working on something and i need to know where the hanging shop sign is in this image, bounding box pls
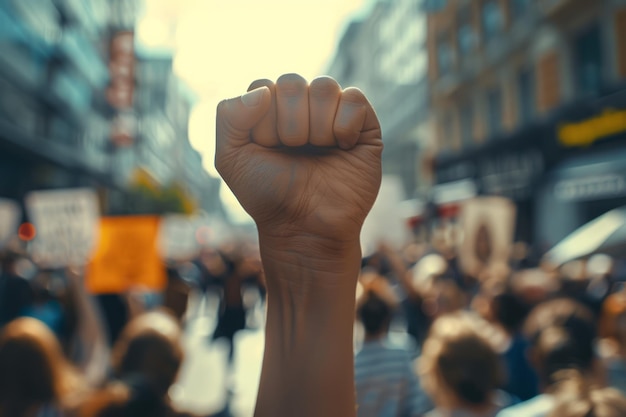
[435,149,544,203]
[477,149,544,201]
[555,174,626,202]
[558,108,626,148]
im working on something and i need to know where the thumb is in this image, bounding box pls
[216,86,271,147]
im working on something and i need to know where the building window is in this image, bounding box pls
[486,87,503,138]
[460,103,474,147]
[517,68,534,125]
[482,0,503,41]
[510,0,531,17]
[437,36,454,75]
[458,24,476,56]
[457,6,476,57]
[573,23,604,96]
[424,0,449,12]
[441,112,456,150]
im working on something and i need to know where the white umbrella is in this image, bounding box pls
[544,206,626,266]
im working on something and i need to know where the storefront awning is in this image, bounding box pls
[432,179,477,205]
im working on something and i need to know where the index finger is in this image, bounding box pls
[248,79,279,147]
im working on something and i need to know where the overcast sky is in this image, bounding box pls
[137,0,369,223]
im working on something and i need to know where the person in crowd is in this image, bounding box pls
[94,294,130,347]
[0,317,86,417]
[0,249,34,327]
[79,310,194,417]
[195,247,231,301]
[214,73,383,417]
[555,259,613,318]
[497,297,601,417]
[380,241,466,348]
[21,271,67,343]
[483,287,539,401]
[62,268,110,387]
[162,265,195,323]
[418,311,509,417]
[211,243,264,364]
[355,273,432,417]
[547,370,626,417]
[598,289,626,393]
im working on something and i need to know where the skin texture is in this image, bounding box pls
[215,74,383,417]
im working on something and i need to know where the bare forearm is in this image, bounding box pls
[254,234,360,417]
[381,246,419,299]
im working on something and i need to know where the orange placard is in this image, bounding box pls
[86,216,166,294]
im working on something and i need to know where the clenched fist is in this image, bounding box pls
[215,74,383,243]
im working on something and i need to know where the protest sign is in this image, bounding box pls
[158,214,202,261]
[458,197,516,280]
[26,188,100,268]
[0,198,20,248]
[86,216,166,294]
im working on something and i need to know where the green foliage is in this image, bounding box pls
[117,183,190,215]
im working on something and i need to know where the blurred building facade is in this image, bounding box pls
[327,0,431,202]
[0,0,221,219]
[0,0,114,203]
[427,0,626,249]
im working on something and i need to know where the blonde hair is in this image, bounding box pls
[549,370,626,417]
[418,311,504,408]
[81,311,185,417]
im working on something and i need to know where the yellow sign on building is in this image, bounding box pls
[558,108,626,147]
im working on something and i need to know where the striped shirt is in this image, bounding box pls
[355,339,432,417]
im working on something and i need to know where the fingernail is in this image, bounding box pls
[241,87,267,107]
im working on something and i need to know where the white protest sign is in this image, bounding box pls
[361,175,411,256]
[26,188,100,268]
[0,198,20,248]
[158,214,202,261]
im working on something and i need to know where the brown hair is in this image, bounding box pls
[111,310,184,396]
[599,292,626,346]
[0,318,82,417]
[81,310,185,417]
[356,275,398,335]
[549,370,626,417]
[524,298,597,387]
[418,311,504,408]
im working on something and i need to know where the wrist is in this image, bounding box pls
[259,231,362,291]
[258,227,361,263]
[258,223,361,251]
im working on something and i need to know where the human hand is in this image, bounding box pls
[215,74,382,245]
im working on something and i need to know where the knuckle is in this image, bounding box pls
[333,125,358,139]
[276,74,307,96]
[309,77,340,98]
[340,87,366,104]
[216,99,229,115]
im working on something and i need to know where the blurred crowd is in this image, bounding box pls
[355,223,626,417]
[2,222,626,417]
[0,237,265,417]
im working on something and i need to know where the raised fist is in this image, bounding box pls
[215,74,382,244]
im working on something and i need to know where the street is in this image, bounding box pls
[171,291,266,417]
